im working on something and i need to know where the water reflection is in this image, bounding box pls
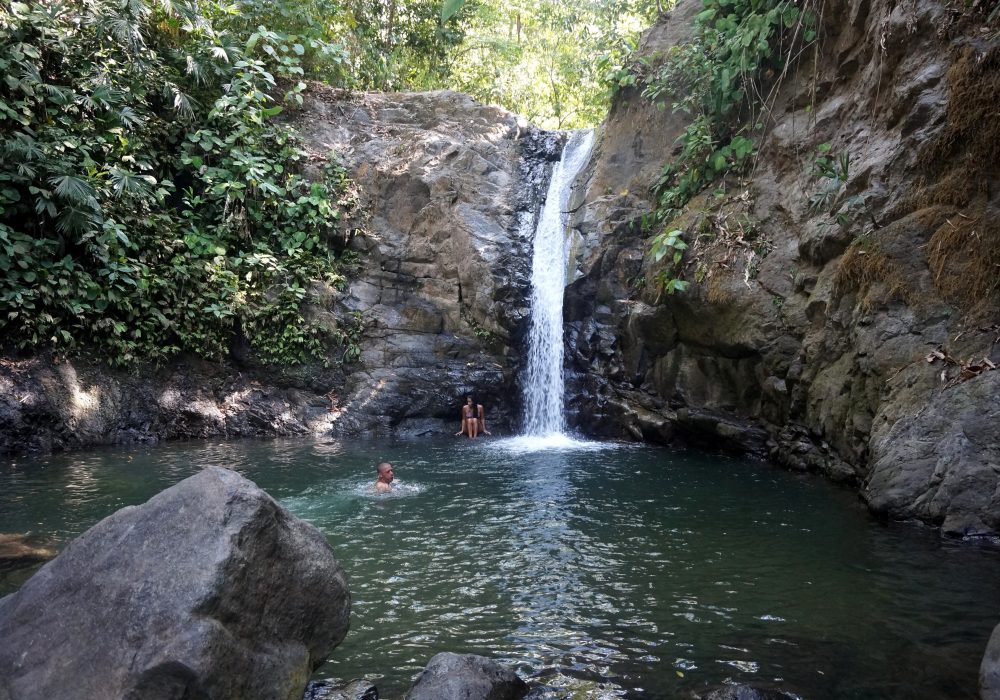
[1,438,999,700]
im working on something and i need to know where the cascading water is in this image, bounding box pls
[522,129,595,437]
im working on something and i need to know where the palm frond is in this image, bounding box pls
[55,205,102,236]
[186,54,206,84]
[118,105,142,128]
[43,83,74,105]
[123,0,150,21]
[98,16,145,51]
[49,174,99,210]
[4,132,42,161]
[109,168,155,198]
[164,83,194,119]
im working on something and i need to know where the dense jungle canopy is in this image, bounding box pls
[0,0,657,365]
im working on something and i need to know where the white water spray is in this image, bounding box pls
[522,129,595,437]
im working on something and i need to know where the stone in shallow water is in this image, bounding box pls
[405,652,528,700]
[982,622,1000,700]
[0,533,54,570]
[303,679,379,700]
[701,685,800,700]
[0,466,350,700]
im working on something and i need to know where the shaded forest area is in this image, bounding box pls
[0,0,656,367]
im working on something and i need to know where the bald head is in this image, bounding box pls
[377,462,393,481]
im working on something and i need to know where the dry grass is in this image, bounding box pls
[706,277,737,305]
[834,238,913,311]
[926,212,1000,319]
[915,45,1000,206]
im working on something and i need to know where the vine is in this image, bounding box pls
[638,0,818,294]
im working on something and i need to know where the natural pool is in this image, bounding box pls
[2,436,999,699]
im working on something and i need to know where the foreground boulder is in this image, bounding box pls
[982,623,1000,700]
[405,653,528,700]
[0,466,350,700]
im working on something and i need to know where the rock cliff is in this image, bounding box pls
[564,0,1000,534]
[0,89,556,452]
[293,89,558,437]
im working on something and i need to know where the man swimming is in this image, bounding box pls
[375,462,394,492]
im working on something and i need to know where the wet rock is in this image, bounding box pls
[700,685,798,700]
[293,90,557,437]
[0,467,350,700]
[304,679,379,700]
[866,370,1000,534]
[981,622,1000,700]
[0,533,54,569]
[405,652,528,700]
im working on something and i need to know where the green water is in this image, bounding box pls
[2,436,999,699]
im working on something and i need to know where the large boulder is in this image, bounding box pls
[0,466,350,700]
[405,653,528,700]
[982,623,1000,700]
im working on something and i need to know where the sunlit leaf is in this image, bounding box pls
[441,0,466,22]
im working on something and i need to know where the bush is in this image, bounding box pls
[0,0,360,366]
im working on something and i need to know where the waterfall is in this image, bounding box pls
[522,129,595,436]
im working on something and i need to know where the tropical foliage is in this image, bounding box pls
[0,0,661,365]
[639,0,818,292]
[445,0,658,129]
[0,0,363,365]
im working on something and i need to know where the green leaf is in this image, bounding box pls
[441,0,466,22]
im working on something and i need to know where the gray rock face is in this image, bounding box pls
[563,0,1000,533]
[405,652,528,700]
[294,89,559,438]
[982,622,1000,700]
[0,467,350,700]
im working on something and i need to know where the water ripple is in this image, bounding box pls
[2,437,1000,700]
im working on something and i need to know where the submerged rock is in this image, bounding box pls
[0,467,350,700]
[982,622,1000,700]
[405,652,528,700]
[303,679,379,700]
[0,533,54,570]
[700,686,799,700]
